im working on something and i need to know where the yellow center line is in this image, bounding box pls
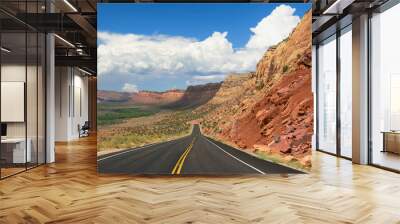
[176,143,193,174]
[171,137,196,175]
[171,143,191,174]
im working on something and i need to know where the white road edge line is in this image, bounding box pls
[203,137,266,175]
[97,138,180,162]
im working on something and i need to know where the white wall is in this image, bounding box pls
[55,67,89,141]
[1,65,26,138]
[72,73,89,138]
[1,65,41,138]
[1,63,46,164]
[55,67,69,141]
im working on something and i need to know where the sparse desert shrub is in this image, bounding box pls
[98,106,156,126]
[99,109,196,151]
[282,65,289,73]
[255,80,264,90]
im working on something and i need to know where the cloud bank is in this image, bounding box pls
[121,83,139,93]
[98,5,300,90]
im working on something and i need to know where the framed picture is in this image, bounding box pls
[97,3,312,175]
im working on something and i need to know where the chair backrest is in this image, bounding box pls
[82,121,90,129]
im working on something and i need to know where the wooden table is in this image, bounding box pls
[381,131,400,154]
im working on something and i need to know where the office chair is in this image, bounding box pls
[79,121,90,138]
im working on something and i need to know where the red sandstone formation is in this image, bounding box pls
[199,11,313,167]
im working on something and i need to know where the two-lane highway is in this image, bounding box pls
[98,125,303,175]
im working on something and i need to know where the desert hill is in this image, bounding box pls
[165,82,221,109]
[131,90,184,105]
[98,82,221,108]
[97,90,131,103]
[199,10,313,166]
[98,89,184,105]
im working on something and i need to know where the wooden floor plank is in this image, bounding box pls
[0,135,400,223]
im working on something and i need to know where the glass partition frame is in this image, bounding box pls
[0,0,47,179]
[315,24,353,160]
[369,2,400,172]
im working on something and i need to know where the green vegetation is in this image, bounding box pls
[283,36,289,42]
[282,65,289,73]
[98,103,157,126]
[202,120,219,132]
[99,131,189,150]
[98,109,207,151]
[255,80,264,90]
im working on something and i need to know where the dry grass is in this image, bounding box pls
[98,109,206,154]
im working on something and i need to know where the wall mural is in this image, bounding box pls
[97,3,312,175]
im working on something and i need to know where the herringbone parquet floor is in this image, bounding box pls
[1,135,400,223]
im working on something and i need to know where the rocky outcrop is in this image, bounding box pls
[254,9,311,87]
[166,82,221,109]
[98,83,220,108]
[97,90,131,103]
[228,68,312,159]
[200,11,312,167]
[131,90,184,105]
[206,73,253,105]
[97,89,184,105]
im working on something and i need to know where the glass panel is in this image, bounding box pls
[0,1,46,178]
[371,4,400,171]
[1,30,27,177]
[38,32,45,165]
[26,0,39,169]
[339,26,352,158]
[27,31,38,169]
[317,35,337,154]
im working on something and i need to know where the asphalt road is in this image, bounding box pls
[98,124,303,175]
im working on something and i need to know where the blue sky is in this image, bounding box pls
[98,3,311,92]
[98,4,309,50]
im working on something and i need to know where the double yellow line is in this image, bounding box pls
[171,138,196,175]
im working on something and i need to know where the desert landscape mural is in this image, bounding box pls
[97,3,312,174]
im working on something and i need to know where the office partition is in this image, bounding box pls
[370,3,400,171]
[317,34,337,155]
[0,1,47,179]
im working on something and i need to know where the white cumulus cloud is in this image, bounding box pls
[186,74,227,86]
[121,83,139,93]
[98,4,300,88]
[246,4,300,50]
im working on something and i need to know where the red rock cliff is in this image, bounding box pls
[200,11,312,167]
[131,90,184,105]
